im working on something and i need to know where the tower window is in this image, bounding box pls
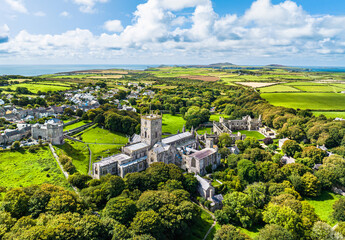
[191,158,196,168]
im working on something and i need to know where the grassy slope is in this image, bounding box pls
[261,93,345,110]
[0,147,69,188]
[63,121,91,131]
[312,111,345,119]
[306,191,343,225]
[181,207,214,240]
[78,126,128,144]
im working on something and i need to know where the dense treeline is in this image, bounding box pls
[0,163,201,240]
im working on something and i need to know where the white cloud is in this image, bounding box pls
[5,0,27,13]
[60,11,70,17]
[104,20,123,32]
[34,11,46,17]
[72,0,109,13]
[2,0,345,65]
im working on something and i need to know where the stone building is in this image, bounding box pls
[213,115,262,142]
[92,113,221,179]
[0,124,31,145]
[31,122,64,145]
[195,175,223,212]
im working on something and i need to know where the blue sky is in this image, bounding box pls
[0,0,345,65]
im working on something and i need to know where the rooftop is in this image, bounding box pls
[196,175,213,191]
[162,132,193,145]
[190,148,216,160]
[95,154,132,167]
[124,142,149,151]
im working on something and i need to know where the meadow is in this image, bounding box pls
[63,120,91,131]
[76,126,128,144]
[232,130,265,140]
[312,111,345,118]
[0,147,69,188]
[259,85,300,93]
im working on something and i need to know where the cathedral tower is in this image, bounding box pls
[141,113,162,147]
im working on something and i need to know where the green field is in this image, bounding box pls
[77,126,128,144]
[312,111,345,118]
[232,130,265,140]
[294,85,345,93]
[306,191,343,225]
[63,121,91,131]
[259,85,300,93]
[210,114,229,122]
[261,93,345,110]
[0,83,71,93]
[162,114,186,134]
[197,127,212,135]
[89,144,122,163]
[0,147,69,188]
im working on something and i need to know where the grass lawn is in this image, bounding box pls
[210,114,229,122]
[305,191,343,225]
[232,130,265,140]
[0,83,71,93]
[63,120,91,131]
[294,85,345,93]
[239,225,263,239]
[312,111,345,119]
[78,126,128,144]
[162,114,186,134]
[197,127,212,135]
[212,180,221,187]
[0,147,69,188]
[54,140,90,174]
[261,92,345,111]
[181,206,214,240]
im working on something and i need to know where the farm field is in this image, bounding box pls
[232,130,265,140]
[261,93,345,110]
[162,114,186,134]
[312,111,345,118]
[294,85,345,92]
[259,85,300,93]
[306,191,343,225]
[0,83,71,93]
[236,82,279,88]
[0,147,69,188]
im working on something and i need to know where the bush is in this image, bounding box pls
[11,141,21,151]
[59,155,70,165]
[63,161,77,175]
[68,173,92,189]
[28,145,39,153]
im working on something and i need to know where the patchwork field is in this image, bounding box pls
[294,85,345,92]
[236,82,279,88]
[261,93,345,111]
[180,75,220,82]
[0,147,69,188]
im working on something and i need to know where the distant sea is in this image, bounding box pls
[1,64,345,76]
[0,64,159,76]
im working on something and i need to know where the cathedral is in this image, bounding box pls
[92,113,221,179]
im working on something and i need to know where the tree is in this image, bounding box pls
[0,211,16,238]
[68,173,92,189]
[184,106,210,128]
[64,108,74,116]
[302,146,327,164]
[11,141,21,151]
[282,140,302,157]
[311,221,343,240]
[244,182,267,209]
[237,159,257,185]
[219,133,232,148]
[102,197,137,226]
[2,188,30,218]
[332,198,345,222]
[301,172,321,197]
[214,224,251,240]
[130,210,162,238]
[76,109,84,117]
[263,137,273,145]
[256,224,294,240]
[217,191,258,228]
[243,137,260,149]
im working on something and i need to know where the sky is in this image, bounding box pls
[0,0,345,66]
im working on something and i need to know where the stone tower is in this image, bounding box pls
[141,113,162,147]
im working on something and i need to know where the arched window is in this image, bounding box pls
[191,158,196,168]
[145,131,147,138]
[155,132,158,138]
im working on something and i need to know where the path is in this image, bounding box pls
[87,144,92,176]
[49,143,79,194]
[203,207,216,240]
